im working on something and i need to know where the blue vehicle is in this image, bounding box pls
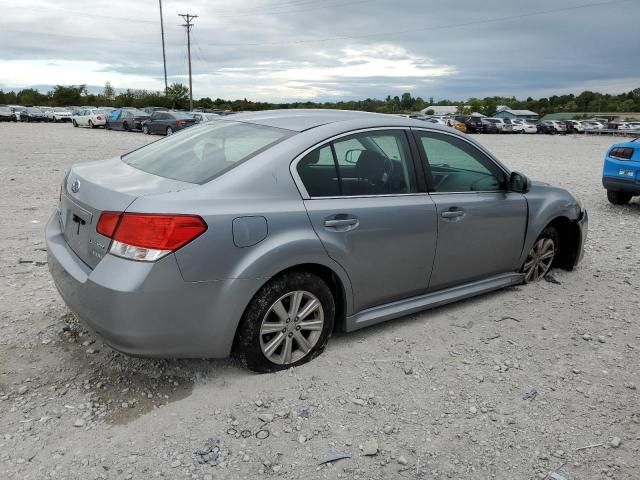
[602,138,640,205]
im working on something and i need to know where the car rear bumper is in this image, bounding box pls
[602,176,640,194]
[45,212,261,358]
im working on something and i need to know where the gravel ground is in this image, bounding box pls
[0,123,638,480]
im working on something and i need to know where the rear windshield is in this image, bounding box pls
[122,121,292,184]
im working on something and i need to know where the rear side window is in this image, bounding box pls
[123,121,292,184]
[296,130,418,197]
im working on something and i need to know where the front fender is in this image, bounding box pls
[520,183,582,266]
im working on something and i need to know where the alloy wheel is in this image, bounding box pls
[259,290,324,365]
[523,238,555,282]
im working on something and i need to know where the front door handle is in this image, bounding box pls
[441,209,465,220]
[324,218,358,227]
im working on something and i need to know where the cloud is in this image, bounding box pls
[0,0,638,101]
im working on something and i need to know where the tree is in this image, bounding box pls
[400,92,414,110]
[425,109,434,115]
[51,85,86,106]
[103,82,115,101]
[16,88,46,106]
[166,83,189,109]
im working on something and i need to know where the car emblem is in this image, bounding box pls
[71,180,80,193]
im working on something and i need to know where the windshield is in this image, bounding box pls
[27,108,42,113]
[122,121,293,184]
[91,109,106,114]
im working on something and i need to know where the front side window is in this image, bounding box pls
[123,121,292,184]
[417,131,504,192]
[296,130,418,197]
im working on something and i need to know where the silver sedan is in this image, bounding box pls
[46,110,587,372]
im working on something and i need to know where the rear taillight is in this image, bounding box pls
[96,116,102,120]
[96,212,206,262]
[96,212,121,237]
[609,147,634,161]
[176,120,185,126]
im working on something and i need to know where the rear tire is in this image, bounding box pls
[522,226,559,283]
[236,271,335,373]
[166,126,173,136]
[607,190,632,205]
[123,121,130,132]
[89,120,95,129]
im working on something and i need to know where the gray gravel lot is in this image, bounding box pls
[0,122,638,480]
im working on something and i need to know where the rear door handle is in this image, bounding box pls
[324,218,358,227]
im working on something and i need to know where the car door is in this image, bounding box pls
[154,113,167,133]
[413,129,528,291]
[296,128,438,313]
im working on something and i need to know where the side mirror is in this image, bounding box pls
[509,171,531,194]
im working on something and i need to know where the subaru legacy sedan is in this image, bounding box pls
[46,110,587,372]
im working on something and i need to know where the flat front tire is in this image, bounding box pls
[236,271,335,373]
[607,190,632,205]
[522,226,558,283]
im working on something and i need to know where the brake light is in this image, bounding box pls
[96,211,121,237]
[96,116,102,120]
[96,212,206,261]
[176,120,185,126]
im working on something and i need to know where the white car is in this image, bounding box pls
[512,119,537,134]
[485,117,513,133]
[49,107,73,123]
[579,121,595,131]
[72,108,107,128]
[564,120,585,133]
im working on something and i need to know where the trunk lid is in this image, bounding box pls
[60,157,196,269]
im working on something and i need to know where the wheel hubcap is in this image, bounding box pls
[259,290,324,365]
[523,238,555,282]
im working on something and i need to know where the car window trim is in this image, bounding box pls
[411,127,511,194]
[289,126,426,200]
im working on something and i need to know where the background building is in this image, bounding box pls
[493,105,539,121]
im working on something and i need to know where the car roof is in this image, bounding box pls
[226,108,449,132]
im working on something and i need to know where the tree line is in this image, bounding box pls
[1,82,639,117]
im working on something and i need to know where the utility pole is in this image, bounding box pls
[159,0,168,94]
[178,12,198,111]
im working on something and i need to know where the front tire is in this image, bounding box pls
[236,271,335,373]
[607,190,632,205]
[142,124,150,135]
[123,121,130,132]
[72,120,78,128]
[522,226,558,283]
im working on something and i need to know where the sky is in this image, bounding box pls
[1,0,639,102]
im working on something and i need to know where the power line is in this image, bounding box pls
[178,12,198,111]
